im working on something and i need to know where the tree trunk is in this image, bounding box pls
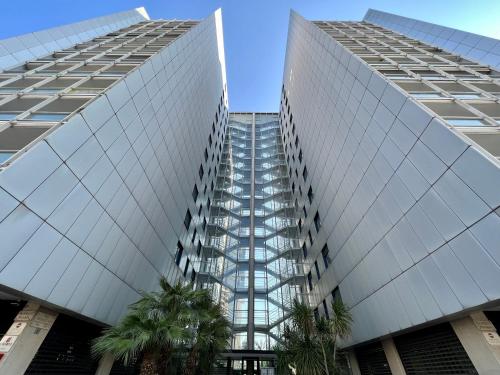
[140,352,159,375]
[320,341,330,375]
[333,336,337,365]
[157,346,172,375]
[183,346,199,375]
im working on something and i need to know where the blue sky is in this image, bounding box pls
[2,0,499,111]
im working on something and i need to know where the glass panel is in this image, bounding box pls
[0,113,18,120]
[27,113,67,121]
[411,92,443,98]
[0,152,14,163]
[446,119,487,127]
[201,113,304,351]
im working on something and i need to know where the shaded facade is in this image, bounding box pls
[199,113,305,356]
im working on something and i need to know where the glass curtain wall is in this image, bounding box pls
[198,113,305,351]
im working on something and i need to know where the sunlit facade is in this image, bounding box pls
[0,4,499,375]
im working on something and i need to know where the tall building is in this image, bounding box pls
[0,5,499,375]
[0,7,228,374]
[282,9,500,375]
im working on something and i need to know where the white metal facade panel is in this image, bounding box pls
[364,9,500,70]
[282,11,500,347]
[0,10,227,326]
[0,8,149,72]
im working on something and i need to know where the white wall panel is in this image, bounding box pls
[282,11,500,347]
[0,10,228,326]
[364,9,500,70]
[0,8,149,71]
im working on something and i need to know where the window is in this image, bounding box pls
[446,119,486,127]
[204,148,208,162]
[308,230,313,246]
[183,258,190,277]
[299,149,303,163]
[0,77,45,92]
[315,260,321,280]
[302,243,308,258]
[202,217,207,231]
[308,186,313,204]
[295,135,299,147]
[298,219,302,232]
[175,242,183,266]
[314,211,321,232]
[0,126,50,158]
[207,198,211,210]
[190,269,196,283]
[423,100,476,118]
[313,308,319,321]
[323,300,330,320]
[303,166,308,181]
[192,185,198,202]
[211,181,214,191]
[199,164,204,180]
[198,205,202,216]
[411,92,443,99]
[470,103,500,118]
[102,65,136,75]
[191,228,197,243]
[0,97,46,120]
[209,134,212,146]
[292,182,295,194]
[322,245,330,269]
[464,132,500,158]
[196,241,202,257]
[307,272,313,291]
[451,93,482,99]
[71,78,117,93]
[303,206,307,218]
[331,286,342,303]
[184,210,192,230]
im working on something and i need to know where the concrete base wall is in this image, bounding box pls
[0,304,57,374]
[451,312,500,375]
[95,353,114,375]
[381,338,406,375]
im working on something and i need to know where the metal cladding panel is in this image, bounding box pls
[364,9,500,70]
[281,11,500,347]
[0,10,228,325]
[0,8,149,71]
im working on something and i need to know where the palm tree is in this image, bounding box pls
[92,279,202,375]
[275,299,353,375]
[278,300,325,375]
[329,299,353,365]
[316,317,333,375]
[183,295,231,375]
[194,305,231,374]
[290,300,315,339]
